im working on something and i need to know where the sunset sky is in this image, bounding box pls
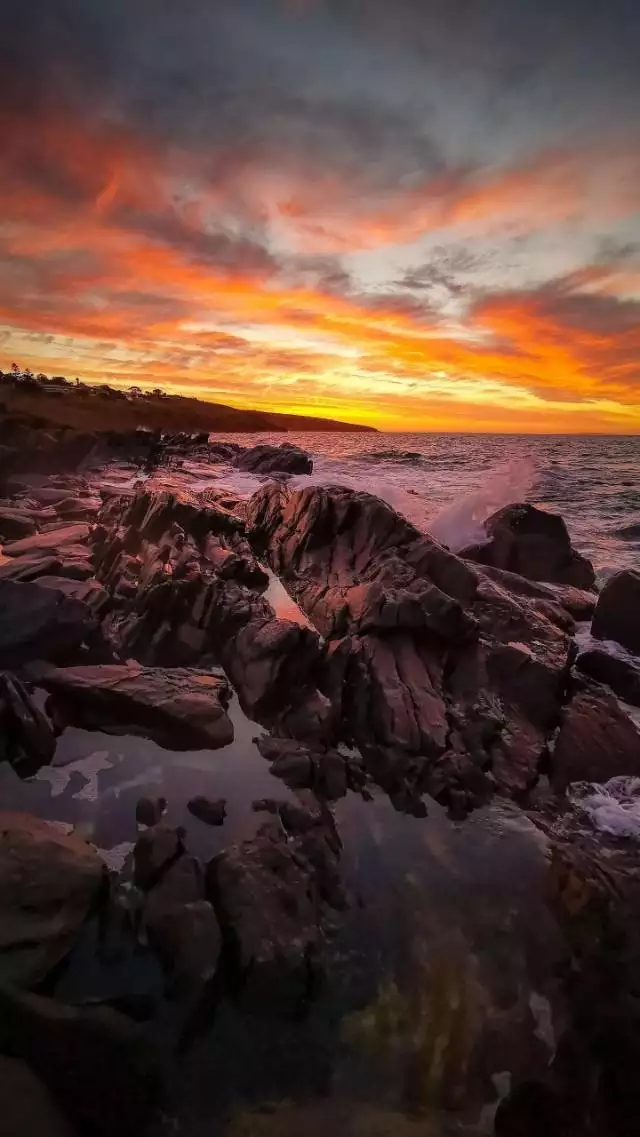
[2,1,640,431]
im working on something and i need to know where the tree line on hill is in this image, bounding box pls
[0,363,169,402]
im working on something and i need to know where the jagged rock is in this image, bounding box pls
[234,442,313,475]
[256,735,360,799]
[550,677,640,790]
[248,484,574,809]
[0,507,38,540]
[0,551,94,582]
[246,482,478,630]
[207,820,340,1013]
[33,662,234,750]
[252,794,325,835]
[2,523,91,558]
[461,503,595,589]
[0,983,164,1137]
[187,795,227,826]
[0,578,104,666]
[35,575,108,609]
[591,569,640,655]
[0,673,56,775]
[0,813,105,986]
[577,647,640,707]
[0,1055,76,1137]
[474,564,597,621]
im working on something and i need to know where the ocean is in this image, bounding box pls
[213,431,640,579]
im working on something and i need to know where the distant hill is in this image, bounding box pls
[0,368,375,434]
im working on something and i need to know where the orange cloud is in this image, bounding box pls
[1,107,640,431]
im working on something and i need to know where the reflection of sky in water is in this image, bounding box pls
[0,690,567,1131]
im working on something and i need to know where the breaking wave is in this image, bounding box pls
[568,776,640,840]
[427,456,538,551]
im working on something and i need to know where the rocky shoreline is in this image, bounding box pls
[1,411,639,1136]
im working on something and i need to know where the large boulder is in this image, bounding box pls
[0,983,164,1137]
[0,813,106,987]
[247,484,574,809]
[33,662,234,750]
[591,569,640,655]
[460,504,595,589]
[550,677,640,791]
[234,442,313,476]
[576,647,640,708]
[0,578,103,666]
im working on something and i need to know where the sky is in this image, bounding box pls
[1,0,640,431]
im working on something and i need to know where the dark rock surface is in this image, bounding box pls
[550,677,640,791]
[591,569,640,655]
[234,442,313,475]
[247,483,577,808]
[0,507,38,540]
[128,823,221,994]
[0,578,104,667]
[92,486,326,725]
[0,672,56,775]
[2,523,92,558]
[0,813,105,987]
[0,1055,76,1137]
[207,816,342,1014]
[461,503,595,589]
[187,795,227,826]
[0,983,164,1137]
[34,662,234,750]
[576,647,640,708]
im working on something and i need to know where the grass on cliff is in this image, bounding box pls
[0,384,372,435]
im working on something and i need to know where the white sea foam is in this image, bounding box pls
[569,776,640,839]
[427,456,538,551]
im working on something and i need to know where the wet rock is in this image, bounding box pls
[0,1055,76,1137]
[34,662,234,750]
[252,794,325,835]
[473,564,597,621]
[461,503,595,589]
[0,507,38,540]
[550,677,640,791]
[35,575,108,609]
[0,673,56,775]
[0,578,103,667]
[249,484,575,808]
[0,551,94,583]
[246,482,478,631]
[234,442,313,475]
[2,522,91,558]
[142,851,221,994]
[133,823,185,890]
[591,568,640,655]
[256,735,357,799]
[0,983,164,1137]
[187,795,227,826]
[576,647,640,707]
[135,796,167,827]
[207,820,340,1014]
[0,812,105,986]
